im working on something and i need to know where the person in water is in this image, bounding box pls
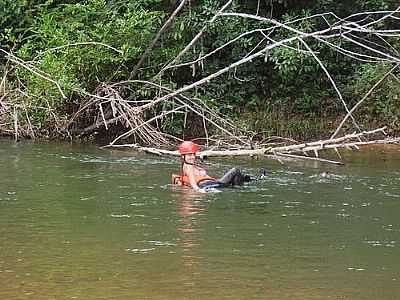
[175,141,250,192]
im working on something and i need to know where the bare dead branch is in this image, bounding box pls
[129,0,190,80]
[34,42,123,60]
[158,0,234,75]
[104,127,399,165]
[331,64,399,138]
[298,37,361,133]
[1,49,67,99]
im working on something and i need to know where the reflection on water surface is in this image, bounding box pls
[0,140,399,299]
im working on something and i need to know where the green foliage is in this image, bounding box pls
[1,0,399,139]
[317,0,394,14]
[0,0,36,46]
[240,110,326,140]
[11,0,165,127]
[270,44,318,79]
[347,63,400,131]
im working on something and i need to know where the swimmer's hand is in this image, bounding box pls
[195,187,207,193]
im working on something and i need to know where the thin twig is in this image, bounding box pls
[34,42,123,60]
[158,0,233,75]
[298,38,361,133]
[332,64,399,138]
[1,49,67,99]
[129,0,190,79]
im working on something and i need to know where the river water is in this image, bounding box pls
[0,139,399,300]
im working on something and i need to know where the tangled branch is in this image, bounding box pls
[105,127,400,165]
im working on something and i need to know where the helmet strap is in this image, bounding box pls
[182,154,195,166]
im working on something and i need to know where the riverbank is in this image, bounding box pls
[1,108,398,146]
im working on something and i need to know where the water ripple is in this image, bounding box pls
[364,240,396,247]
[0,191,17,202]
[383,192,400,198]
[148,240,176,247]
[110,214,131,218]
[125,248,155,253]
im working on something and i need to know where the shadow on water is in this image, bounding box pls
[0,139,400,299]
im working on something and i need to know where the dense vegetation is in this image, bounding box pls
[1,0,399,143]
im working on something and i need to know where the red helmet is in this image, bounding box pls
[178,141,199,155]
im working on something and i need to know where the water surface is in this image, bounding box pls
[1,140,399,299]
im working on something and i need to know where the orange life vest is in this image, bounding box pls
[171,173,216,186]
[172,163,216,186]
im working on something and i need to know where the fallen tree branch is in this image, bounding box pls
[102,143,179,156]
[110,80,244,141]
[109,104,186,145]
[104,127,399,164]
[77,116,122,137]
[274,153,344,165]
[272,127,387,153]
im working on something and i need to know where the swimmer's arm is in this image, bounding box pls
[183,164,203,192]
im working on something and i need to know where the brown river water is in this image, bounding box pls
[1,140,399,299]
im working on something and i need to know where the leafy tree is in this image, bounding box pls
[1,0,399,140]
